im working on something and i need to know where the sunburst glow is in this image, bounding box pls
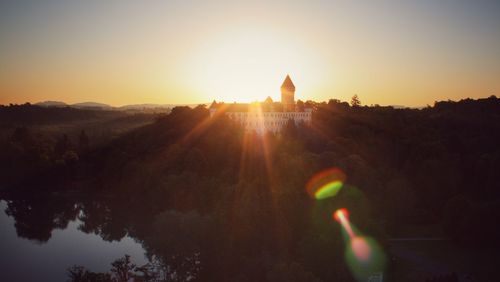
[183,27,328,103]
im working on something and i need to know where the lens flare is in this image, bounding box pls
[350,236,371,261]
[345,236,386,282]
[314,180,343,200]
[306,168,346,200]
[333,208,355,238]
[333,208,349,223]
[332,208,387,281]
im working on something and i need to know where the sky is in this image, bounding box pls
[1,0,499,107]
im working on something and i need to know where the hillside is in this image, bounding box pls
[1,97,499,281]
[72,96,500,281]
[0,104,160,188]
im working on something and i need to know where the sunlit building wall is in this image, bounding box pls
[209,75,312,134]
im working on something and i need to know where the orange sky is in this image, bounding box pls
[1,1,499,107]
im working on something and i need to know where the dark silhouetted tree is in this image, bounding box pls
[296,100,305,111]
[110,255,136,282]
[54,134,71,156]
[350,94,361,107]
[283,119,298,138]
[67,265,112,282]
[79,130,89,153]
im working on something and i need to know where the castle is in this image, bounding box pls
[209,75,312,134]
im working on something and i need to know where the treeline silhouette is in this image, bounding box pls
[0,104,159,187]
[1,96,499,281]
[84,96,500,239]
[0,103,126,125]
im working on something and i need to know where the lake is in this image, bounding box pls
[0,199,148,282]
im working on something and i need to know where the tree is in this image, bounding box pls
[134,263,159,282]
[79,130,89,153]
[442,195,471,243]
[283,119,298,138]
[11,127,32,146]
[67,265,112,282]
[184,147,207,174]
[54,134,71,156]
[110,255,136,282]
[266,262,321,282]
[296,100,305,111]
[350,94,361,107]
[67,265,88,282]
[382,177,417,222]
[145,211,214,281]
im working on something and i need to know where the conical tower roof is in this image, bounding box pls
[209,100,218,109]
[281,75,295,91]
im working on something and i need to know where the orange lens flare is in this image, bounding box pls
[306,168,346,200]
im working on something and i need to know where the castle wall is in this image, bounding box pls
[209,76,306,134]
[210,109,312,134]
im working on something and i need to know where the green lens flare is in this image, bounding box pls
[306,168,346,200]
[314,180,343,200]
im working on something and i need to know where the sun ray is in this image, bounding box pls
[179,103,230,145]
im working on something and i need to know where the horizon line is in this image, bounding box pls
[1,95,498,109]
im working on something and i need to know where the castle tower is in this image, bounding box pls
[281,75,295,111]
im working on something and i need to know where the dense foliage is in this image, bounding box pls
[1,96,499,281]
[0,105,157,188]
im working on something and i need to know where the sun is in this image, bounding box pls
[181,27,328,103]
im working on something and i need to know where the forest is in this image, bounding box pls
[1,96,499,281]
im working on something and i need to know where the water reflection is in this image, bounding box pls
[0,195,216,281]
[4,197,79,243]
[0,199,147,282]
[0,194,163,244]
[1,191,347,281]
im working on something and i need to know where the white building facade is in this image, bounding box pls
[209,75,312,134]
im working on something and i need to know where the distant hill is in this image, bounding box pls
[71,102,113,110]
[118,103,207,112]
[389,105,408,109]
[119,104,172,110]
[35,101,68,107]
[0,103,126,125]
[5,101,215,112]
[122,103,207,108]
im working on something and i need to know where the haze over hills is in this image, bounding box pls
[32,101,206,111]
[31,100,421,111]
[71,102,113,109]
[34,101,68,107]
